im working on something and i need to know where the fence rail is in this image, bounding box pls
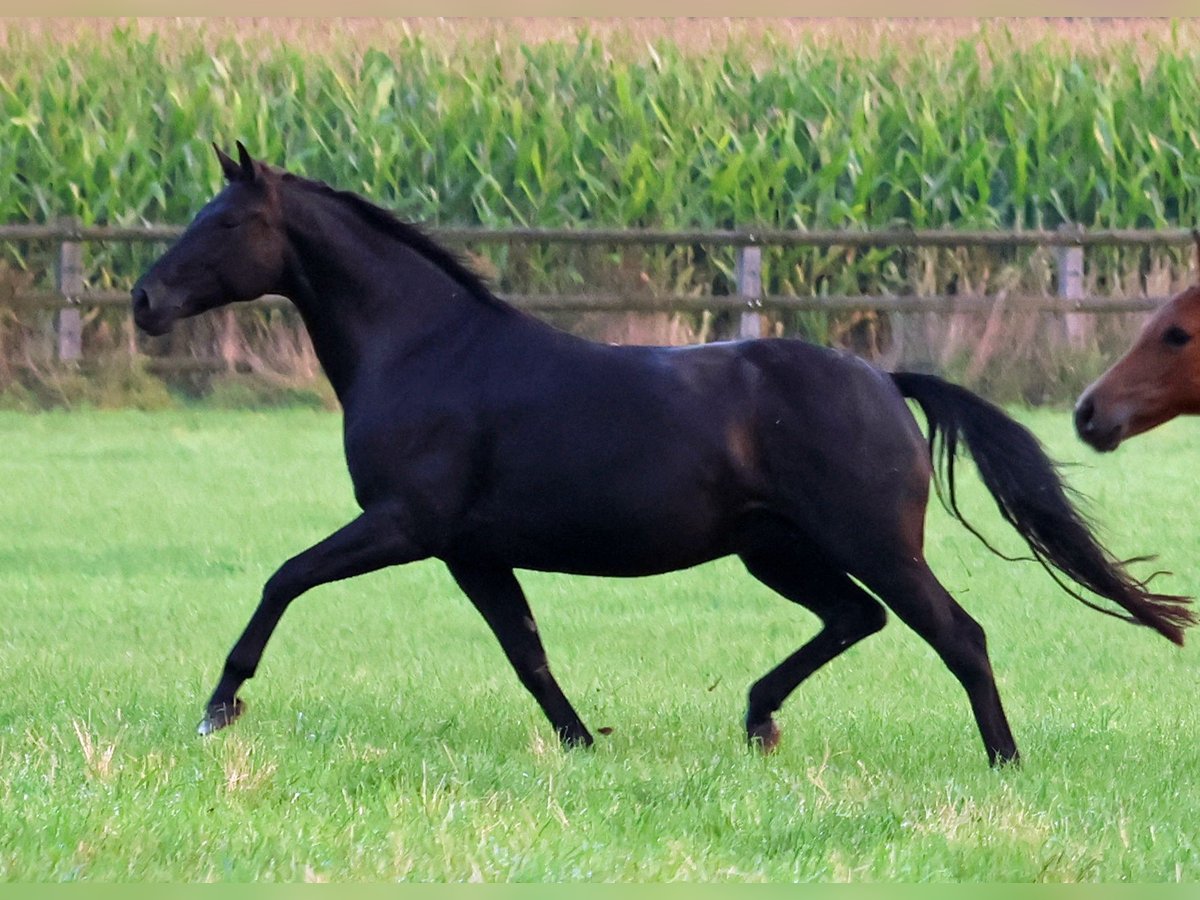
[1,221,1190,366]
[3,222,1199,248]
[3,288,1172,315]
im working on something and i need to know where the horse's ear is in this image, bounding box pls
[214,144,242,182]
[213,142,258,183]
[235,141,257,182]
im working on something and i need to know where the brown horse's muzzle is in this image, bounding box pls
[1073,386,1128,452]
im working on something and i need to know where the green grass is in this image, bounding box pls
[0,407,1198,881]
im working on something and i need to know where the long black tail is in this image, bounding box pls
[892,371,1195,645]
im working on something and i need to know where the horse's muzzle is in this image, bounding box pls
[131,285,177,336]
[1073,393,1123,452]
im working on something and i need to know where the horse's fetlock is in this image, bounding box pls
[224,657,256,683]
[746,683,779,723]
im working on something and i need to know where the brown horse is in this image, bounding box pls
[1076,233,1200,451]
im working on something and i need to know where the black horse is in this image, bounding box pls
[132,144,1193,766]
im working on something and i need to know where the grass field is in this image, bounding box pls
[1,406,1198,881]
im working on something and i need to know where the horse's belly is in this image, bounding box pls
[449,498,735,576]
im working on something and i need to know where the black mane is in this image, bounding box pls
[283,172,512,313]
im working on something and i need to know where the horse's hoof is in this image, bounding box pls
[197,698,245,736]
[560,729,595,749]
[747,718,781,755]
[992,749,1022,769]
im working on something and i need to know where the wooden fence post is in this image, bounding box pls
[1056,223,1089,348]
[55,216,83,361]
[736,244,763,339]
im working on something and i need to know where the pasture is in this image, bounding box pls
[1,407,1197,881]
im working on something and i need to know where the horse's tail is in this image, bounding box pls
[891,370,1196,645]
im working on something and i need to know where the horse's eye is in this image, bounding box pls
[1163,325,1192,348]
[217,215,240,230]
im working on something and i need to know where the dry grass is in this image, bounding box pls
[219,737,279,796]
[71,719,120,784]
[4,16,1198,61]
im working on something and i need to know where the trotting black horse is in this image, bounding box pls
[132,144,1194,766]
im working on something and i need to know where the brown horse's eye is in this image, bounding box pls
[1163,325,1192,348]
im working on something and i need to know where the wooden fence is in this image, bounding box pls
[2,220,1195,365]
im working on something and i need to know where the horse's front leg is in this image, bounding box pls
[199,507,427,735]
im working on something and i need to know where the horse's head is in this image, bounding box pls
[132,142,286,336]
[1075,277,1200,452]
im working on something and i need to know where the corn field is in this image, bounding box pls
[2,18,1199,406]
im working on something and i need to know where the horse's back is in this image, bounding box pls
[667,337,924,460]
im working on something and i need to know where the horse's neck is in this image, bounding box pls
[278,189,505,399]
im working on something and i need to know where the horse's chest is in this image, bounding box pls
[342,413,474,518]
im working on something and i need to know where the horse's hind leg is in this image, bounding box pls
[446,561,593,748]
[741,549,888,753]
[858,558,1019,766]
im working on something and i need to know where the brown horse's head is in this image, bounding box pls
[1075,277,1200,452]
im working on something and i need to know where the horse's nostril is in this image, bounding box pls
[1074,397,1095,433]
[131,286,149,313]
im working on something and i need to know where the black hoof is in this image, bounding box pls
[197,698,245,736]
